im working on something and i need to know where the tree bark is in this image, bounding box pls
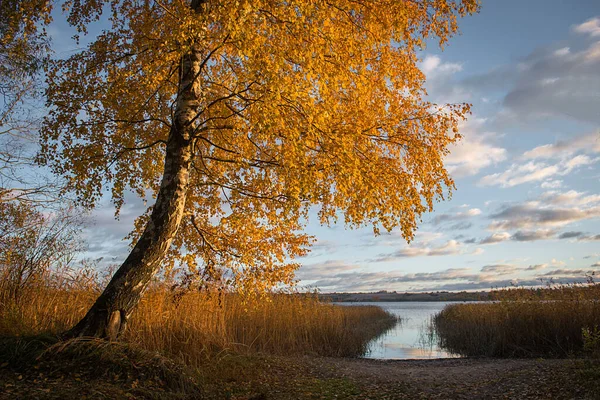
[66,2,206,339]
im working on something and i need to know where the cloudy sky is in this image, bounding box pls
[81,1,600,293]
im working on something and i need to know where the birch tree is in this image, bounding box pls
[36,0,478,338]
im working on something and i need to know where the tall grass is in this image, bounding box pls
[433,282,600,358]
[0,270,398,366]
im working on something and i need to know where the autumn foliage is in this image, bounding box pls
[39,0,477,292]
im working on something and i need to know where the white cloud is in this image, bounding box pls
[307,267,484,292]
[541,180,562,189]
[479,161,560,187]
[526,264,548,271]
[488,201,600,231]
[480,149,599,188]
[432,208,481,225]
[523,132,600,160]
[421,55,463,76]
[480,232,511,245]
[564,154,596,171]
[422,55,442,74]
[541,190,600,207]
[297,260,361,280]
[372,240,462,262]
[463,28,600,124]
[480,264,518,275]
[573,17,600,38]
[445,118,506,177]
[551,258,566,267]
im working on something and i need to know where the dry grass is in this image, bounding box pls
[433,282,600,358]
[0,271,398,367]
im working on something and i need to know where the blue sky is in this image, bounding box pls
[80,2,600,293]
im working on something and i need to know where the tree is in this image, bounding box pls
[1,0,60,204]
[37,0,478,339]
[0,201,82,302]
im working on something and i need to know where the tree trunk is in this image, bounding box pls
[66,3,206,339]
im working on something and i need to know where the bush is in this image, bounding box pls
[0,202,82,302]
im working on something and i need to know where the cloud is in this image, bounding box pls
[511,229,555,242]
[523,132,600,162]
[307,267,484,292]
[554,47,570,57]
[488,202,600,231]
[526,264,548,271]
[480,264,518,275]
[502,39,600,124]
[306,263,570,292]
[578,234,600,241]
[421,55,463,76]
[479,228,572,244]
[573,17,600,38]
[305,239,338,256]
[82,194,147,267]
[463,21,600,124]
[302,261,592,293]
[432,208,481,225]
[480,232,511,245]
[364,230,443,248]
[541,180,562,189]
[592,262,600,267]
[471,247,485,256]
[558,231,585,239]
[445,118,507,177]
[556,231,600,241]
[541,269,587,277]
[550,259,566,267]
[372,240,462,262]
[297,260,361,280]
[541,190,600,207]
[479,154,597,188]
[447,222,473,231]
[416,277,588,292]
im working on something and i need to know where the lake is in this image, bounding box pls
[343,301,460,360]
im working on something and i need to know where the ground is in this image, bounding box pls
[1,338,599,400]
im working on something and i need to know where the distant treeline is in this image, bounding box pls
[316,290,490,302]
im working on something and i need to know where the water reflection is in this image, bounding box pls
[341,301,460,360]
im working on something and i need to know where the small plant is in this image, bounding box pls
[582,326,600,358]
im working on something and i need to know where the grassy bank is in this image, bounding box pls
[0,277,398,363]
[433,283,600,358]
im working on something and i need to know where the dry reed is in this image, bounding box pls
[433,282,600,358]
[0,271,398,367]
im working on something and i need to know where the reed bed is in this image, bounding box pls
[433,282,600,358]
[0,273,398,367]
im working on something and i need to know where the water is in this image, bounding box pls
[344,301,460,360]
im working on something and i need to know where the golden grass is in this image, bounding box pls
[433,282,600,358]
[0,275,398,367]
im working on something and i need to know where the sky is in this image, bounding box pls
[77,1,600,293]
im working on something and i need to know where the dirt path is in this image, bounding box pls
[269,357,600,400]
